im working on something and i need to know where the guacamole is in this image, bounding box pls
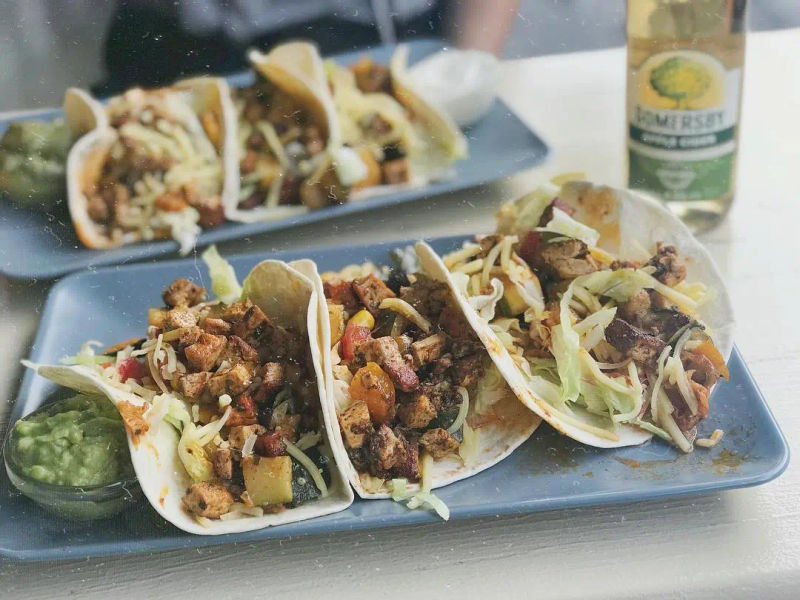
[12,394,134,487]
[0,119,72,209]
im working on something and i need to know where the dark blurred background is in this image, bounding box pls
[1,0,798,111]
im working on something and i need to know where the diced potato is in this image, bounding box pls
[327,301,345,347]
[242,455,293,506]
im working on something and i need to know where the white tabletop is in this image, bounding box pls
[1,28,799,600]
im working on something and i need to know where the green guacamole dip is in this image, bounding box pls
[12,394,134,487]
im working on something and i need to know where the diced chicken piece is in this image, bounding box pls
[451,353,484,388]
[184,333,227,372]
[338,399,372,448]
[639,308,691,341]
[683,350,720,387]
[381,158,409,185]
[350,57,392,94]
[536,239,598,280]
[399,276,451,317]
[177,371,211,399]
[226,393,259,427]
[164,308,198,330]
[228,424,267,450]
[394,333,413,356]
[397,393,437,429]
[357,337,419,392]
[604,318,665,364]
[368,424,406,471]
[207,363,254,397]
[223,300,270,340]
[200,317,231,335]
[213,447,233,481]
[162,278,207,308]
[619,290,651,322]
[437,304,474,339]
[182,482,234,519]
[254,432,286,457]
[222,335,260,364]
[271,410,301,442]
[352,274,395,316]
[647,243,687,287]
[411,332,446,367]
[419,428,460,459]
[399,438,421,482]
[117,401,149,444]
[302,126,325,156]
[177,325,203,347]
[259,324,305,363]
[188,192,226,229]
[259,362,285,398]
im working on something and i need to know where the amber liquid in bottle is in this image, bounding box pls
[626,0,746,232]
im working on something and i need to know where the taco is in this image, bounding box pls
[64,78,239,254]
[231,42,367,223]
[24,249,353,534]
[325,45,468,194]
[437,179,734,452]
[315,244,540,514]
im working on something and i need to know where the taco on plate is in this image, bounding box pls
[231,42,367,222]
[437,179,734,452]
[314,243,540,515]
[64,79,239,254]
[325,45,468,194]
[24,249,353,534]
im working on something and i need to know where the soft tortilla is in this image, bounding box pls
[24,259,353,535]
[438,182,734,448]
[226,42,342,223]
[63,77,239,250]
[313,246,541,500]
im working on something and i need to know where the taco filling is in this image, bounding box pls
[234,76,347,213]
[68,266,333,521]
[327,49,467,191]
[83,88,226,252]
[322,257,518,494]
[444,182,729,452]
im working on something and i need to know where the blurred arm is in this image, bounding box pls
[447,0,520,55]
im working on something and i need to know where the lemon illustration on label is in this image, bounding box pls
[649,57,711,109]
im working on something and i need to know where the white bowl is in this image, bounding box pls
[408,49,500,127]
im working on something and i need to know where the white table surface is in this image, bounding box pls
[1,28,798,600]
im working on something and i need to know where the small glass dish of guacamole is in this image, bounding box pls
[3,394,142,521]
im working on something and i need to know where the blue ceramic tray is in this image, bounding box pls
[0,40,549,280]
[0,235,788,561]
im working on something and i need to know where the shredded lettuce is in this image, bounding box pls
[61,340,112,367]
[537,207,600,247]
[387,454,450,520]
[201,245,242,304]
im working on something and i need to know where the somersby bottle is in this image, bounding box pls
[626,0,747,232]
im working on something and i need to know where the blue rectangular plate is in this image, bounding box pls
[1,235,788,561]
[0,40,549,280]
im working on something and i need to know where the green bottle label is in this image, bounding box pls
[628,49,740,201]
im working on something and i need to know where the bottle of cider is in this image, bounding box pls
[626,0,747,232]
